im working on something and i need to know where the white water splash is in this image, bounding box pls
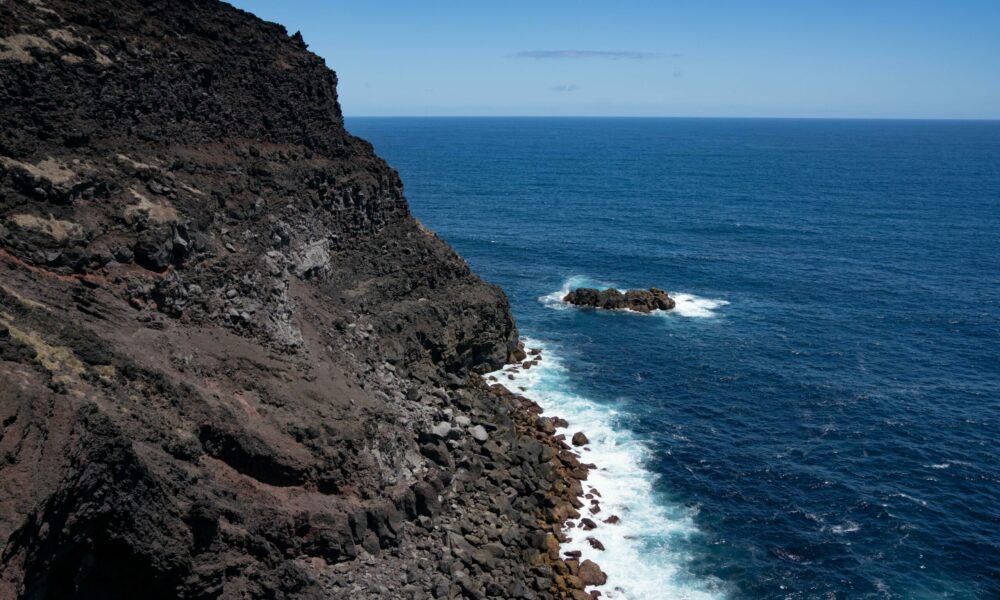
[539,275,612,310]
[487,338,726,600]
[669,293,729,319]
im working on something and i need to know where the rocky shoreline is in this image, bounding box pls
[487,348,617,598]
[0,1,611,598]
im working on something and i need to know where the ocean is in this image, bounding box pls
[346,117,1000,599]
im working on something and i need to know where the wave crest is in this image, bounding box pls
[670,293,729,318]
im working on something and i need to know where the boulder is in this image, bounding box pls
[578,560,608,586]
[469,425,489,442]
[431,421,452,439]
[571,431,589,446]
[586,537,605,551]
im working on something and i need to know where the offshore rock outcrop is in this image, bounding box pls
[0,1,595,599]
[563,287,676,313]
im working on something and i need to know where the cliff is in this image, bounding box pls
[0,1,593,598]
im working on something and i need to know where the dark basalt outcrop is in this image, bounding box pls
[563,287,676,313]
[0,2,595,598]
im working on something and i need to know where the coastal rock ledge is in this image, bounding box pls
[563,287,676,313]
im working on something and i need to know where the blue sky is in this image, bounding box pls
[228,1,1000,119]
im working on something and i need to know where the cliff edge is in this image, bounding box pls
[0,1,593,598]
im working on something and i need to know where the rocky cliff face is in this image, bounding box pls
[0,2,592,598]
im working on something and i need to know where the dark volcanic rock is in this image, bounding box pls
[0,2,599,599]
[563,287,676,313]
[586,537,605,551]
[578,560,608,586]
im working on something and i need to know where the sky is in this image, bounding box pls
[227,1,1000,119]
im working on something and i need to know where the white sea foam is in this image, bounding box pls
[539,275,611,310]
[540,276,729,319]
[669,293,730,319]
[827,521,861,535]
[488,338,726,600]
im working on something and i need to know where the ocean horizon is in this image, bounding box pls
[349,116,1000,599]
[347,115,1000,122]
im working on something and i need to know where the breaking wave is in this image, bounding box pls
[488,338,726,599]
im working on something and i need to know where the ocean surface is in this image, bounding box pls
[346,117,1000,599]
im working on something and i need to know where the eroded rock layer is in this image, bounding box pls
[0,1,594,598]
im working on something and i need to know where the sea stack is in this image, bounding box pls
[0,1,600,598]
[563,287,677,313]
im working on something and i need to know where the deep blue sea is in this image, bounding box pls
[346,117,1000,599]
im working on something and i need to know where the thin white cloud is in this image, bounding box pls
[549,84,580,92]
[515,50,657,60]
